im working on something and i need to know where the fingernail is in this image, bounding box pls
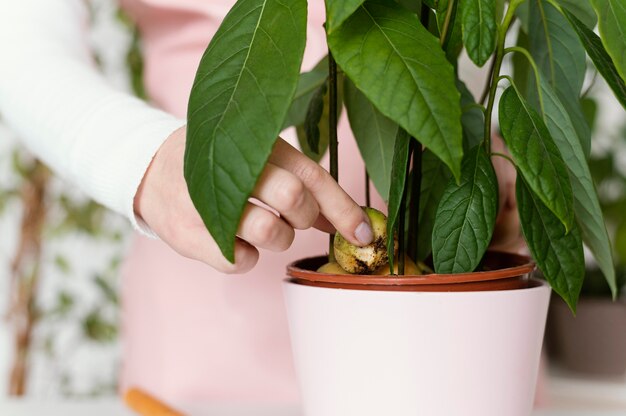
[355,221,373,245]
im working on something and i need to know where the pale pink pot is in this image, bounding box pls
[283,279,551,416]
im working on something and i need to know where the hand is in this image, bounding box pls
[134,126,373,274]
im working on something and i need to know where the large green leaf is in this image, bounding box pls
[387,128,411,272]
[460,0,497,66]
[562,8,626,109]
[325,0,367,33]
[416,150,452,260]
[590,0,626,81]
[185,0,307,261]
[531,76,617,297]
[528,0,586,102]
[344,78,397,201]
[527,0,590,155]
[328,0,463,181]
[558,0,598,27]
[432,145,498,273]
[499,86,574,231]
[283,57,328,129]
[517,177,584,312]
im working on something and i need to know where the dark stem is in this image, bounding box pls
[408,141,422,261]
[365,168,371,207]
[328,52,339,260]
[398,143,414,275]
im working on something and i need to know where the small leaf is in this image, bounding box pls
[460,0,497,66]
[532,76,617,297]
[499,86,574,231]
[185,0,307,261]
[345,78,397,200]
[432,145,498,273]
[562,8,626,109]
[517,177,584,312]
[416,150,452,260]
[590,0,626,81]
[387,128,411,273]
[304,80,328,155]
[283,57,329,129]
[325,0,367,33]
[297,124,328,163]
[328,0,463,181]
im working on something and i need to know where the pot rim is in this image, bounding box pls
[286,250,536,292]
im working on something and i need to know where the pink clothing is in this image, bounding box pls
[120,0,384,402]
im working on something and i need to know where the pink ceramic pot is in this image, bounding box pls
[283,254,551,416]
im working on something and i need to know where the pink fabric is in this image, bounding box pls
[119,0,384,403]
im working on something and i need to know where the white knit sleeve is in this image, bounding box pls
[0,0,186,234]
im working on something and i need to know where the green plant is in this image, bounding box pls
[185,0,626,311]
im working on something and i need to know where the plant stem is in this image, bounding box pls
[328,52,339,261]
[440,0,458,49]
[398,148,411,275]
[483,0,523,150]
[365,168,371,207]
[479,57,497,104]
[408,140,422,261]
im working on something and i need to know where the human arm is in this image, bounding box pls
[0,0,373,273]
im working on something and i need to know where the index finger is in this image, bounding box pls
[269,138,373,246]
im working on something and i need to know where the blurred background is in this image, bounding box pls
[0,0,625,410]
[0,0,137,398]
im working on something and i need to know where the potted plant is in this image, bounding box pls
[547,123,626,376]
[183,0,626,414]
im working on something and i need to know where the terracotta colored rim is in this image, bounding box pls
[287,251,536,292]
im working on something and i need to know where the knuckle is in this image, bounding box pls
[252,212,278,243]
[294,162,326,192]
[274,178,305,211]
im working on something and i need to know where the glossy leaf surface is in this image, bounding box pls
[416,150,452,260]
[532,76,617,296]
[527,0,590,154]
[432,145,498,273]
[328,0,463,181]
[325,0,367,33]
[517,177,584,312]
[185,0,307,261]
[345,78,397,201]
[499,86,574,231]
[563,8,626,109]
